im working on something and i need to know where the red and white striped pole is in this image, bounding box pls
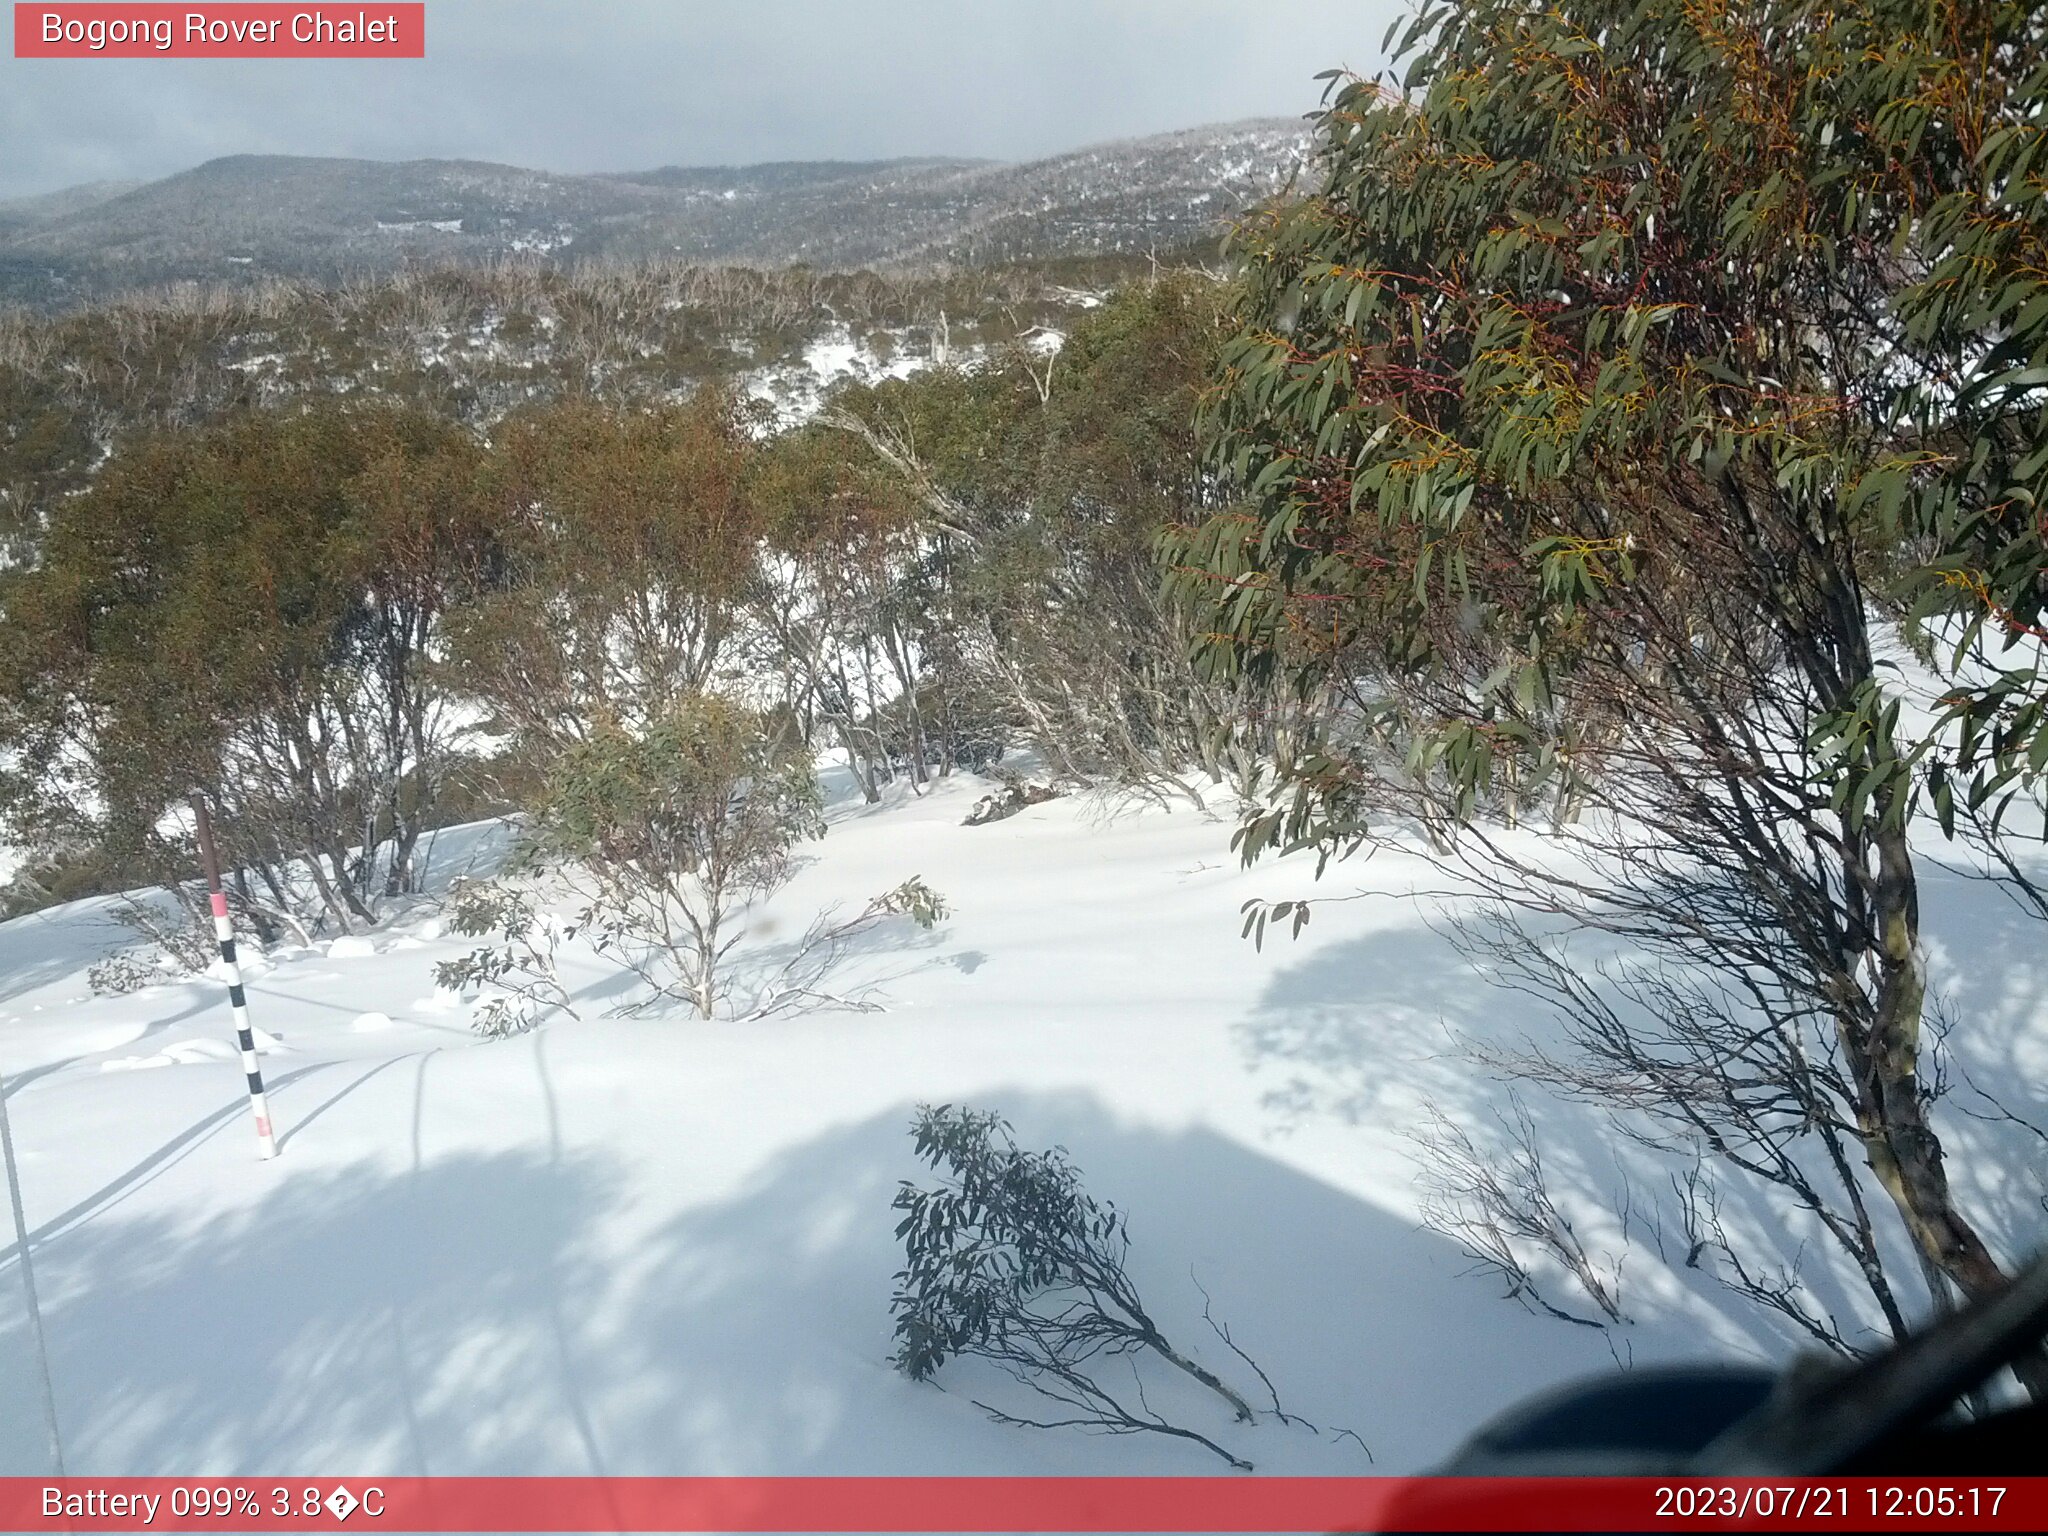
[189,793,279,1160]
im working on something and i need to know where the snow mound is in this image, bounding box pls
[100,1038,239,1072]
[326,935,378,959]
[96,1029,283,1072]
[81,1022,151,1052]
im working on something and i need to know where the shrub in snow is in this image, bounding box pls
[531,695,823,1020]
[867,876,948,931]
[0,404,488,936]
[716,874,951,1020]
[439,699,948,1027]
[1409,1094,1629,1332]
[470,995,541,1040]
[89,895,217,995]
[87,952,167,997]
[434,876,578,1038]
[527,697,952,1021]
[890,1104,1264,1470]
[442,391,760,763]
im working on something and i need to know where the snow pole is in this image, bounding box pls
[189,793,279,1160]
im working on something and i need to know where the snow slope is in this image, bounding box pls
[2,771,2044,1478]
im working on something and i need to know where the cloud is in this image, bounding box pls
[0,0,1391,200]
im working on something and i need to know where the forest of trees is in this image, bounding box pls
[1,0,2044,1393]
[0,270,1245,929]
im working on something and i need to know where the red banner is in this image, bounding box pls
[1,1477,2044,1532]
[13,5,424,58]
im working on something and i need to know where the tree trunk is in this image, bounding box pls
[1146,1332,1255,1423]
[302,852,358,934]
[1845,813,2048,1399]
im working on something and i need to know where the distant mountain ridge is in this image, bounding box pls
[0,119,1314,307]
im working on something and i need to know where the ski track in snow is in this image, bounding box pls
[1,769,2044,1476]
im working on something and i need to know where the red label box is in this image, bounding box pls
[13,4,424,57]
[2,1477,2047,1532]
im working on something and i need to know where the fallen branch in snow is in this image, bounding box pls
[1192,1271,1373,1461]
[968,1373,1255,1473]
[892,1104,1263,1471]
[962,779,1061,827]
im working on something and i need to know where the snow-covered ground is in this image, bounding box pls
[2,769,2044,1477]
[743,326,933,429]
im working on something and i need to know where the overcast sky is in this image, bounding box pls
[0,1,1396,200]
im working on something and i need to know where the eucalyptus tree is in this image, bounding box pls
[0,402,491,937]
[446,390,762,762]
[1168,0,2048,1374]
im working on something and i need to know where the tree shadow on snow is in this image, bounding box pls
[3,1091,1626,1478]
[1234,911,1505,1130]
[1233,892,2048,1368]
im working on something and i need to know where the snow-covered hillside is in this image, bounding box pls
[0,119,1312,308]
[1,769,2044,1477]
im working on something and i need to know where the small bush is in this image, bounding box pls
[533,694,823,1019]
[89,894,218,995]
[871,877,948,931]
[88,951,170,997]
[434,875,577,1037]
